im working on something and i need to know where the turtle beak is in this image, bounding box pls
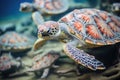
[19,3,30,12]
[41,32,49,37]
[38,32,50,40]
[20,3,24,11]
[38,33,42,38]
[20,5,28,12]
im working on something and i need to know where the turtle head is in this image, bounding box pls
[111,3,120,12]
[37,21,60,39]
[20,2,33,12]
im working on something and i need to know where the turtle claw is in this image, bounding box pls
[64,44,106,70]
[88,59,106,70]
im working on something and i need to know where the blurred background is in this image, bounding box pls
[0,0,120,21]
[0,0,32,20]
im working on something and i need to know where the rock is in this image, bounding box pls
[54,63,78,77]
[21,17,32,27]
[15,15,37,36]
[0,23,16,35]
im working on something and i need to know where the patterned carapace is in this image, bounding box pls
[0,53,20,71]
[59,9,120,45]
[20,0,68,15]
[0,31,35,51]
[31,52,59,71]
[34,0,68,14]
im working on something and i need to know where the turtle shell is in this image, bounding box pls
[34,0,68,14]
[32,52,59,70]
[0,31,36,52]
[59,9,120,46]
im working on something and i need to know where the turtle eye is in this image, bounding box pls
[22,6,28,10]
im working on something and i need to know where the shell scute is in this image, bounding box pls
[73,10,93,24]
[94,16,114,38]
[73,21,84,32]
[86,24,102,39]
[60,13,74,23]
[45,1,54,10]
[98,11,109,21]
[110,16,120,27]
[75,14,92,24]
[52,0,63,9]
[108,22,120,32]
[34,0,44,7]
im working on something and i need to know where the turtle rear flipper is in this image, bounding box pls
[64,43,106,70]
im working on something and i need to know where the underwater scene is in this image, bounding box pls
[0,0,120,80]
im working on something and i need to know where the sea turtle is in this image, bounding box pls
[0,53,21,71]
[0,52,22,76]
[28,51,59,78]
[9,51,60,78]
[19,0,69,25]
[20,0,69,14]
[33,8,120,71]
[0,31,36,52]
[111,3,120,16]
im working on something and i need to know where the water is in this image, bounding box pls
[0,0,120,80]
[0,0,32,21]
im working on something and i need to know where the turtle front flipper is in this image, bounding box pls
[64,43,106,71]
[32,11,44,26]
[33,38,47,50]
[41,68,50,79]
